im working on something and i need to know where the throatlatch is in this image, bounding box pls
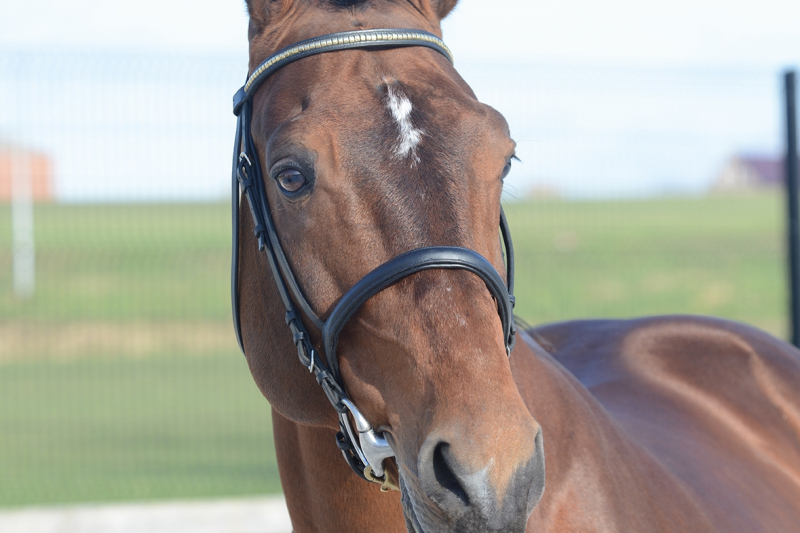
[231,28,517,488]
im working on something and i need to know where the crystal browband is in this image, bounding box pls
[233,29,453,115]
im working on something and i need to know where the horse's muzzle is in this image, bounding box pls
[403,424,545,533]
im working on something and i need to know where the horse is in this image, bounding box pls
[231,1,800,531]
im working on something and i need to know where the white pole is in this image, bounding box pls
[11,147,35,299]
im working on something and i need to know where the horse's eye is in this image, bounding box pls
[501,161,513,181]
[276,169,307,194]
[502,155,519,181]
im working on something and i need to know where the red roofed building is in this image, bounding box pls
[0,141,54,202]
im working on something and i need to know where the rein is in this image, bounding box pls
[231,28,517,488]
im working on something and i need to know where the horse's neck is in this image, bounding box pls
[272,330,716,533]
[516,332,715,532]
[272,408,406,533]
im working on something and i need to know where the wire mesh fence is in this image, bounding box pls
[464,62,788,337]
[0,49,792,507]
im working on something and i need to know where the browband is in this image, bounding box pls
[233,29,453,116]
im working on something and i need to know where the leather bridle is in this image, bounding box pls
[231,28,517,488]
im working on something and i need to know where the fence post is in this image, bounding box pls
[11,147,36,299]
[786,70,799,347]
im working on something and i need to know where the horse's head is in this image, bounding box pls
[236,1,545,531]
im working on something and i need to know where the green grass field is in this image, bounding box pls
[0,194,789,507]
[506,194,786,335]
[0,355,280,506]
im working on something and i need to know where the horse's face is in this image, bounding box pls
[240,1,545,531]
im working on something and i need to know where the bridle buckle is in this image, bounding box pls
[307,349,317,373]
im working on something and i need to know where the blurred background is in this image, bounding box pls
[1,0,799,521]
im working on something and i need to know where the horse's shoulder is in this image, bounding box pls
[529,315,800,391]
[527,315,800,429]
[527,316,800,532]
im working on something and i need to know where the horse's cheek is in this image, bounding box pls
[240,308,337,427]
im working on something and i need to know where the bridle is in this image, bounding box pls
[231,28,518,490]
[231,28,517,489]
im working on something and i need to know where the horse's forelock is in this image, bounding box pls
[245,0,458,19]
[328,0,370,6]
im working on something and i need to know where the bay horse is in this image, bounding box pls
[231,1,800,531]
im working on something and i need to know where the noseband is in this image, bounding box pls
[231,29,517,488]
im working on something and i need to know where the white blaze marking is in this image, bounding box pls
[386,86,423,164]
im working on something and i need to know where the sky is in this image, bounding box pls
[2,0,798,70]
[1,1,798,200]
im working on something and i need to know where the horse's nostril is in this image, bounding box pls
[432,442,470,506]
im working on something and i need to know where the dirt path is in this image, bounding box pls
[0,320,238,363]
[0,496,292,533]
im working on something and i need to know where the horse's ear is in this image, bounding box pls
[244,0,293,39]
[429,0,459,20]
[245,0,268,38]
[407,0,458,21]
